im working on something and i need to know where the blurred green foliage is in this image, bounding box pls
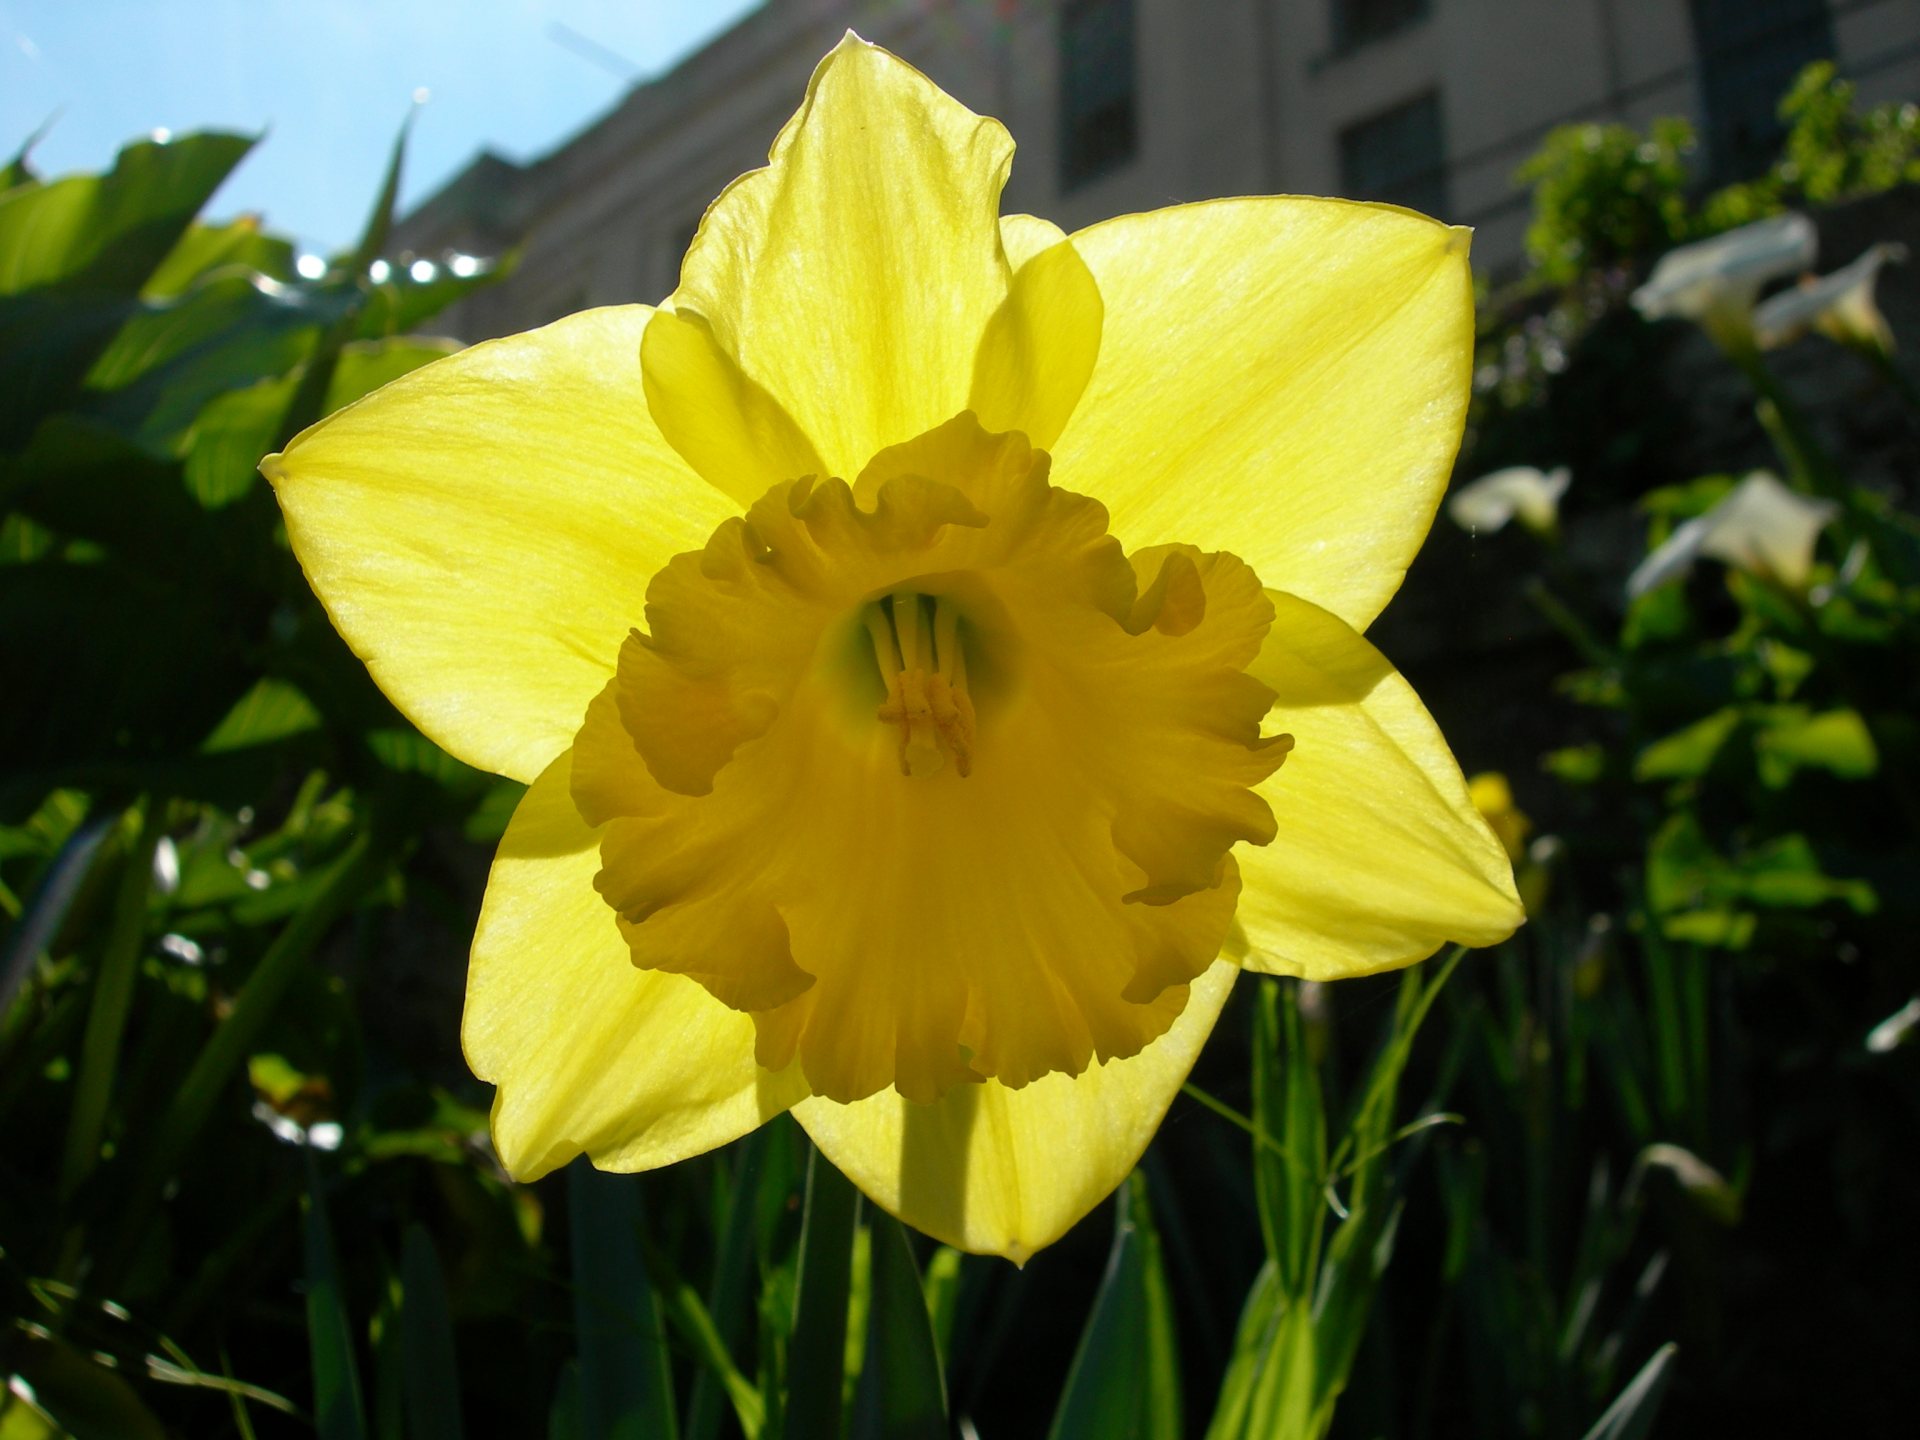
[1519,61,1920,287]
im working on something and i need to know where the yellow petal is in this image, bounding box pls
[640,305,827,505]
[667,35,1014,479]
[794,959,1237,1263]
[968,235,1103,448]
[1232,592,1522,979]
[1000,214,1067,270]
[1051,199,1474,632]
[465,751,805,1180]
[264,306,739,783]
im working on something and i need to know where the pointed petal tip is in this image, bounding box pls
[258,451,285,484]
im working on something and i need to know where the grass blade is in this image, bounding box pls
[0,810,115,1024]
[58,802,158,1199]
[686,1129,771,1440]
[1580,1344,1678,1440]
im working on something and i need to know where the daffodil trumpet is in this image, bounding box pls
[263,35,1520,1260]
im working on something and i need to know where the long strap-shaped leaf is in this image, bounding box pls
[1049,1172,1182,1440]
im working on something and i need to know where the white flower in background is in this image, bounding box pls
[1447,465,1571,538]
[1753,242,1908,356]
[1866,996,1920,1053]
[1631,213,1817,349]
[1627,471,1837,598]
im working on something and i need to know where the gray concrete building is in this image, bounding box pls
[394,0,1920,340]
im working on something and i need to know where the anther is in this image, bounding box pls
[869,593,975,778]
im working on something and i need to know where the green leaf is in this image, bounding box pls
[1752,705,1877,787]
[9,1332,166,1440]
[852,1215,948,1440]
[1580,1343,1678,1440]
[1252,981,1326,1294]
[201,678,323,754]
[787,1146,858,1440]
[2,119,50,193]
[686,1130,774,1440]
[0,807,112,1020]
[400,1225,466,1440]
[0,132,254,296]
[1543,742,1608,785]
[143,217,297,299]
[568,1164,678,1440]
[305,1157,369,1440]
[59,802,161,1197]
[1634,707,1742,782]
[104,829,386,1282]
[353,250,517,340]
[0,132,256,447]
[919,1246,963,1365]
[85,268,343,448]
[1048,1174,1181,1440]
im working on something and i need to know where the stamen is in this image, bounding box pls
[871,593,975,778]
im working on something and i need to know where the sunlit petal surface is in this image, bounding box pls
[666,36,1014,479]
[265,307,739,782]
[467,753,806,1179]
[1232,592,1522,978]
[1050,198,1475,631]
[794,960,1237,1261]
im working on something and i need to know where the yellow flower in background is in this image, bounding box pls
[1469,772,1551,916]
[263,37,1520,1261]
[1468,774,1532,863]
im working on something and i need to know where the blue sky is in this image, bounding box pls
[1,1,762,254]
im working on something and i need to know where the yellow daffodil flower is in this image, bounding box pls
[262,37,1520,1261]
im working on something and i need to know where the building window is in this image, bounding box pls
[1060,0,1137,192]
[1332,0,1431,52]
[1339,92,1448,218]
[1689,0,1834,181]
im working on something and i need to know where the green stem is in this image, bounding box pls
[1866,346,1920,424]
[1523,578,1613,669]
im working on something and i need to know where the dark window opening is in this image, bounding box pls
[1060,0,1137,192]
[1339,91,1449,219]
[1689,0,1835,181]
[1332,0,1431,52]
